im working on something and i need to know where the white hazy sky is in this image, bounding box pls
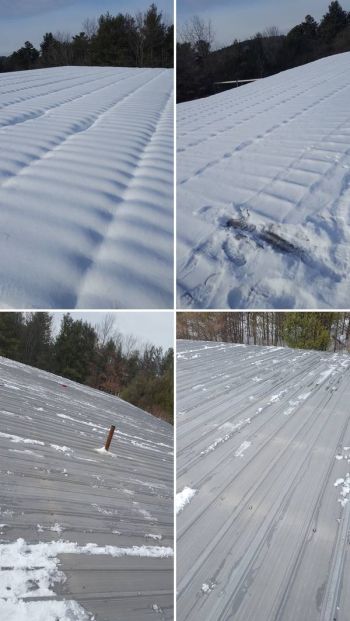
[178,0,331,47]
[51,311,174,350]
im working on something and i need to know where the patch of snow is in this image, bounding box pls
[50,444,72,455]
[201,418,251,455]
[92,504,114,516]
[139,509,155,521]
[201,581,216,594]
[8,449,42,457]
[176,487,196,514]
[316,367,335,386]
[234,441,252,458]
[95,446,116,457]
[0,599,90,621]
[0,432,44,446]
[334,473,350,508]
[269,390,287,404]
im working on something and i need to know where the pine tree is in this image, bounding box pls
[54,314,97,383]
[0,313,24,359]
[283,313,335,350]
[319,1,349,41]
[142,4,166,66]
[22,312,53,369]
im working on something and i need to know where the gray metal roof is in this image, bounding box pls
[177,340,350,621]
[0,356,173,620]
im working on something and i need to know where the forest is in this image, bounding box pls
[177,312,350,352]
[0,4,173,72]
[0,313,173,424]
[177,1,350,102]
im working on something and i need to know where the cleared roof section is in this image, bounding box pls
[177,52,350,309]
[0,66,173,309]
[0,355,173,620]
[177,340,350,621]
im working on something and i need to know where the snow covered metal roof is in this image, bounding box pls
[177,52,350,309]
[0,356,173,620]
[177,340,350,621]
[0,66,173,309]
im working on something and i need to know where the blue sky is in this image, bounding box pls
[0,0,173,55]
[178,0,333,47]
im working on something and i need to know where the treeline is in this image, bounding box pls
[177,312,350,352]
[0,4,173,73]
[0,313,173,423]
[178,1,350,102]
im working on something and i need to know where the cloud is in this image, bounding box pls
[0,0,78,18]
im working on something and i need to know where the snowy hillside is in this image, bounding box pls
[177,340,350,621]
[0,66,173,309]
[177,53,350,309]
[0,356,173,620]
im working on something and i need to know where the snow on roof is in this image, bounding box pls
[177,52,350,309]
[0,66,173,309]
[177,340,350,621]
[0,355,173,620]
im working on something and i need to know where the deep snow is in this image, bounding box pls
[177,53,350,309]
[0,66,173,309]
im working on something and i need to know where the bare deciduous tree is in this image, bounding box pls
[180,15,215,50]
[82,17,98,39]
[96,313,120,347]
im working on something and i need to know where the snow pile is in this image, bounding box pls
[177,52,350,309]
[0,599,90,621]
[0,538,173,619]
[176,487,196,514]
[95,446,116,457]
[0,66,173,309]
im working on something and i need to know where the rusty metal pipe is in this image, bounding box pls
[104,425,115,451]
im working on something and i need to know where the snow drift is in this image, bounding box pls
[177,53,350,309]
[0,66,173,309]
